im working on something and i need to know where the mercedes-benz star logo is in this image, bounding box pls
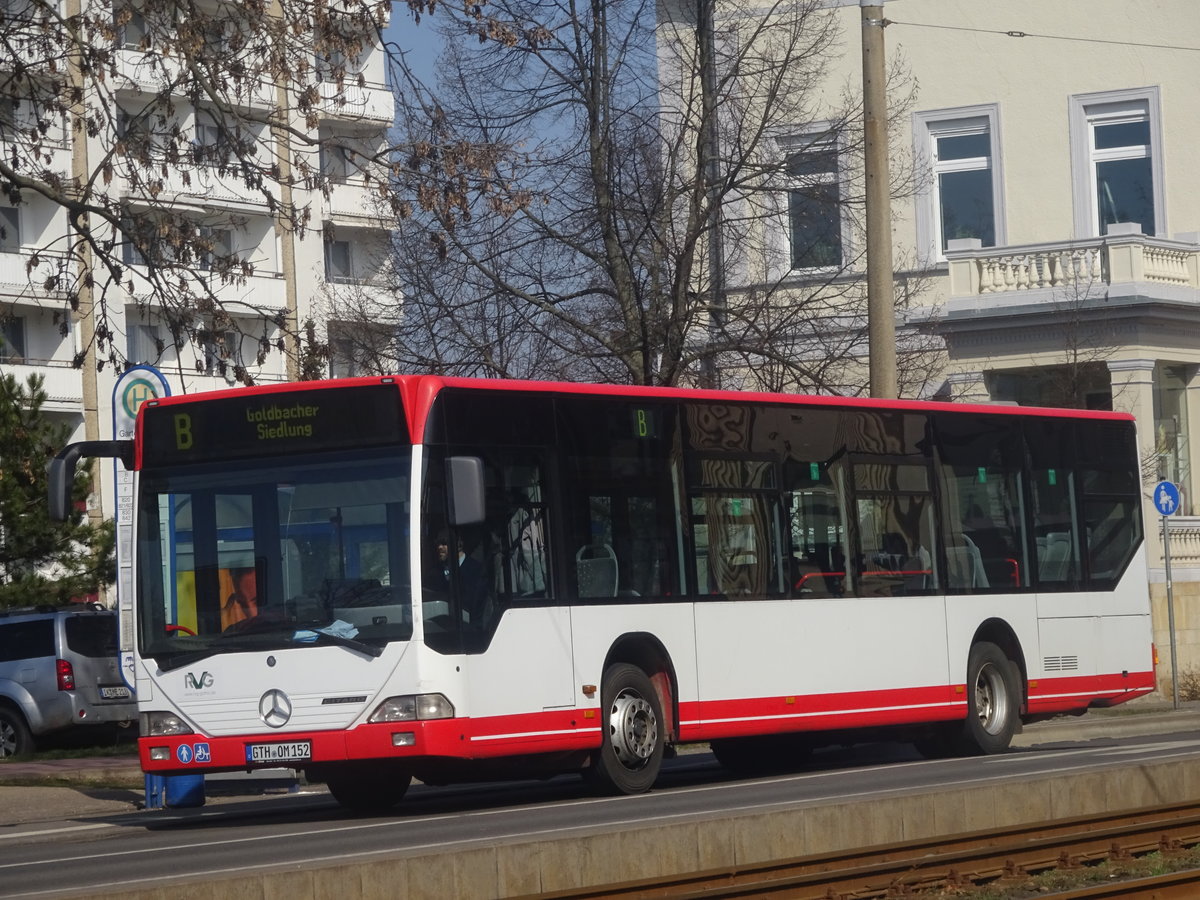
[259,689,292,728]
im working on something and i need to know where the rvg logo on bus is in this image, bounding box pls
[185,671,214,691]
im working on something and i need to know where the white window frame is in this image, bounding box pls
[1069,87,1165,239]
[774,128,848,277]
[913,104,1005,265]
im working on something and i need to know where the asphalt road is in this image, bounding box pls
[3,705,1200,898]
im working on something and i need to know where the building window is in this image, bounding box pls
[321,144,361,181]
[1070,89,1164,238]
[1091,111,1154,236]
[199,328,241,375]
[126,320,164,365]
[1154,364,1192,515]
[197,226,233,271]
[915,106,1003,262]
[0,207,18,252]
[0,316,25,362]
[785,138,842,270]
[115,6,148,49]
[324,239,353,283]
[194,114,239,166]
[0,96,22,141]
[932,125,994,250]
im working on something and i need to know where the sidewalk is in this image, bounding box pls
[0,755,304,826]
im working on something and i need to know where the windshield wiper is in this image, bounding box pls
[299,629,383,658]
[156,649,219,672]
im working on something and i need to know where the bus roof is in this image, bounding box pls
[139,373,1135,453]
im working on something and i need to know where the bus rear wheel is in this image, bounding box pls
[324,766,412,814]
[586,663,665,795]
[914,642,1020,759]
[964,641,1020,754]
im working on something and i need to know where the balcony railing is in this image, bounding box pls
[945,228,1200,304]
[1,360,83,410]
[115,50,277,108]
[0,249,71,302]
[123,266,288,312]
[315,79,393,123]
[324,178,389,222]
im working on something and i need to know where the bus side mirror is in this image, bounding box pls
[48,440,135,522]
[446,456,486,526]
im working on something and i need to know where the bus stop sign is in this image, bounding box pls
[1154,481,1180,517]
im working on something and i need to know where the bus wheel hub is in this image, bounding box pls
[609,689,657,766]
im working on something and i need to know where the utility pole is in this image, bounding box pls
[698,0,724,390]
[66,0,102,527]
[860,1,896,399]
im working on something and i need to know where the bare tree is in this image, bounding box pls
[0,0,473,382]
[375,0,939,391]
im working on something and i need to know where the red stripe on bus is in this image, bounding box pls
[139,669,1156,774]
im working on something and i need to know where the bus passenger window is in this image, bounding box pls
[788,505,846,596]
[853,483,937,597]
[1032,467,1079,586]
[688,457,785,598]
[932,413,1030,591]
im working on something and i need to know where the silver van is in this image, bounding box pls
[0,606,136,757]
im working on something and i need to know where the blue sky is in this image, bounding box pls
[384,3,443,87]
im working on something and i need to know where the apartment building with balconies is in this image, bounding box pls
[0,0,397,523]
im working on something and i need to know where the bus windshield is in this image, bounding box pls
[136,449,413,668]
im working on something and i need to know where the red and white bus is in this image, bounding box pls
[51,377,1155,810]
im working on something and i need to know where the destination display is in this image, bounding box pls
[140,383,407,466]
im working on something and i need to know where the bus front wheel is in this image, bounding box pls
[586,663,665,795]
[963,641,1020,754]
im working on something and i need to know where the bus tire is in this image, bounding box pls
[0,707,33,759]
[963,641,1019,755]
[325,767,412,813]
[587,663,664,795]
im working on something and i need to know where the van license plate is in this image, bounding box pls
[246,742,312,763]
[99,686,131,699]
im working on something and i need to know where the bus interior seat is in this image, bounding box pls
[577,543,618,597]
[946,534,988,588]
[1039,532,1073,582]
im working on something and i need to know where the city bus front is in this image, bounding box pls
[127,381,461,798]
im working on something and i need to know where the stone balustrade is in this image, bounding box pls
[1163,518,1200,568]
[946,227,1200,300]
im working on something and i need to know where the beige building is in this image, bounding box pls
[703,0,1200,692]
[0,3,396,542]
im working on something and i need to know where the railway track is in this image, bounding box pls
[525,801,1200,899]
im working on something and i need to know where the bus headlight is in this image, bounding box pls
[369,694,455,722]
[140,711,195,736]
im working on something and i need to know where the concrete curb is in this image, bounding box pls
[64,750,1200,899]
